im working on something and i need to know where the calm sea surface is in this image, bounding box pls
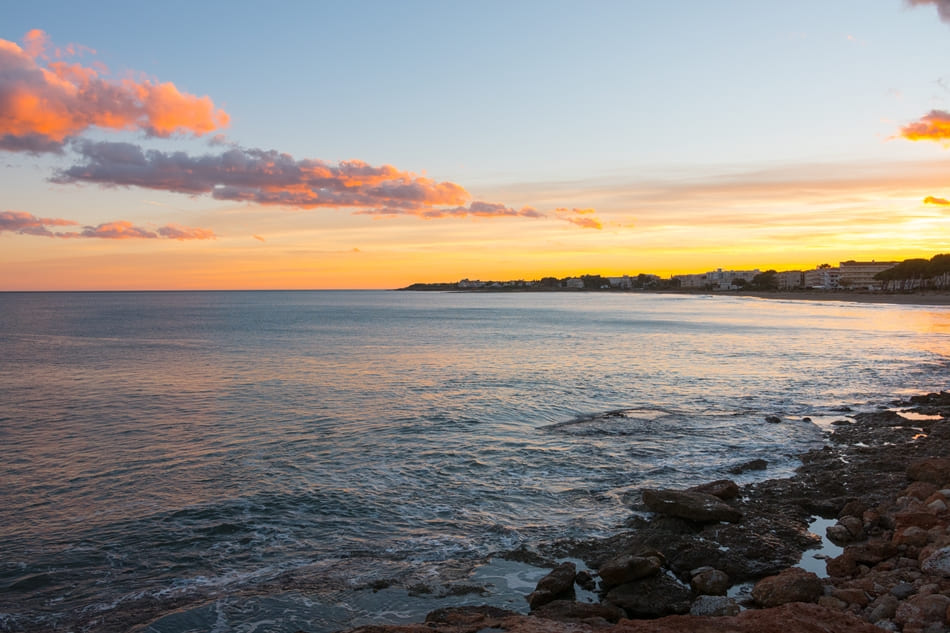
[1,291,948,632]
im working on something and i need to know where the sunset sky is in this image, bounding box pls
[3,0,950,290]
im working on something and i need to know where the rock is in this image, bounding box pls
[597,553,662,590]
[530,599,625,624]
[642,489,743,523]
[895,511,940,530]
[691,568,730,596]
[839,515,865,540]
[894,593,950,631]
[526,562,576,609]
[688,479,740,500]
[891,582,916,600]
[765,415,782,424]
[869,594,900,622]
[907,458,950,485]
[751,567,823,607]
[894,526,930,547]
[826,523,854,545]
[689,595,740,616]
[575,570,597,591]
[728,459,768,474]
[831,588,869,606]
[604,574,693,618]
[920,545,950,577]
[905,481,940,501]
[424,605,519,626]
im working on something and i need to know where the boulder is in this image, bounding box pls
[604,574,693,618]
[597,553,662,590]
[691,568,730,596]
[689,595,740,616]
[920,546,950,577]
[642,489,743,523]
[751,567,823,607]
[526,562,576,609]
[728,459,768,475]
[530,599,625,624]
[894,593,950,631]
[907,458,950,485]
[688,479,740,500]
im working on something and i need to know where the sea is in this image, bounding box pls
[1,290,948,632]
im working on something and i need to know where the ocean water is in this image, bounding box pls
[0,290,947,632]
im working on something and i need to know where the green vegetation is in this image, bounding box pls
[874,254,950,291]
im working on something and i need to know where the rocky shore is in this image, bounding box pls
[333,391,950,633]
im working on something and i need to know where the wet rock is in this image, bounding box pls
[531,599,625,624]
[765,415,782,424]
[894,593,950,631]
[907,458,950,485]
[597,553,662,590]
[920,546,950,577]
[689,595,740,616]
[729,459,768,475]
[576,569,597,591]
[688,479,740,501]
[424,605,519,626]
[839,515,865,540]
[690,568,730,596]
[604,574,693,618]
[642,489,743,523]
[751,567,823,607]
[526,562,576,609]
[826,523,854,546]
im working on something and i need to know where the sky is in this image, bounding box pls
[2,0,950,290]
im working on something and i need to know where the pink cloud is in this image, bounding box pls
[0,210,78,236]
[0,30,229,153]
[0,210,214,240]
[907,0,950,23]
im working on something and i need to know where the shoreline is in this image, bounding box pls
[693,289,950,307]
[338,391,950,633]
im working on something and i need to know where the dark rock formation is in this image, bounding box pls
[751,567,823,607]
[641,489,743,523]
[526,562,576,609]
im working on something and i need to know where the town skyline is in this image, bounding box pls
[3,2,950,290]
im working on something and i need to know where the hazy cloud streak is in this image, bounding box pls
[924,195,950,205]
[0,211,214,239]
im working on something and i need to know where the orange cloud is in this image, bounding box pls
[924,195,950,205]
[0,210,214,239]
[55,141,555,221]
[0,30,228,153]
[555,207,603,229]
[900,110,950,144]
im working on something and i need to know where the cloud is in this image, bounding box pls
[0,30,229,153]
[253,234,266,242]
[555,207,603,229]
[0,210,78,236]
[924,195,950,205]
[900,110,950,143]
[55,141,550,220]
[907,0,950,23]
[0,210,214,239]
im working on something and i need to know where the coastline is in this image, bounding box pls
[336,391,950,633]
[694,290,950,307]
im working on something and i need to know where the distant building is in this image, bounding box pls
[563,277,585,289]
[776,271,804,290]
[838,260,898,290]
[608,275,633,289]
[803,267,840,289]
[458,279,486,289]
[673,273,707,289]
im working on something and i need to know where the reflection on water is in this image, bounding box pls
[0,291,947,632]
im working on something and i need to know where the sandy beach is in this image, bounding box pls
[678,290,950,307]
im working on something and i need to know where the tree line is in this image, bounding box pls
[874,254,950,291]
